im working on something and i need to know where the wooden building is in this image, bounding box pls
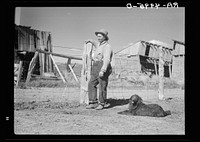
[114,40,173,78]
[14,24,55,85]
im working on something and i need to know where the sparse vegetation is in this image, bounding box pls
[15,62,184,89]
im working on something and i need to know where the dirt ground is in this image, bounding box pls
[14,87,185,135]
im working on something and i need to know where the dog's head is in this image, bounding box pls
[128,94,143,110]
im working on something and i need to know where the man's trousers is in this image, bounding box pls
[88,61,112,104]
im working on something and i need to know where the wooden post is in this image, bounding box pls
[39,54,44,76]
[16,61,23,87]
[154,59,158,76]
[80,42,93,104]
[49,54,66,83]
[25,51,39,85]
[66,58,71,72]
[169,63,172,78]
[39,34,45,76]
[158,46,165,100]
[45,51,48,73]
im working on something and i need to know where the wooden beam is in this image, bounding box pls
[173,41,177,50]
[49,54,66,83]
[25,51,39,85]
[68,64,79,82]
[36,49,82,60]
[15,48,82,61]
[172,39,185,46]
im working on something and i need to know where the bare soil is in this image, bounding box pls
[14,87,185,135]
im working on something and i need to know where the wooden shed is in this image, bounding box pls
[14,24,55,85]
[114,40,173,78]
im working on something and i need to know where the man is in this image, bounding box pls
[85,29,113,110]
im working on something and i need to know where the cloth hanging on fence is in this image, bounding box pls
[80,42,94,90]
[80,42,94,104]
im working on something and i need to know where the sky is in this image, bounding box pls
[15,7,184,63]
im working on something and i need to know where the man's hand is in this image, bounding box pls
[85,39,94,44]
[99,71,104,78]
[85,39,97,48]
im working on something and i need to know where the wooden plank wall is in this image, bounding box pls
[15,25,55,76]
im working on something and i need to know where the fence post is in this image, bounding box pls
[154,59,158,76]
[80,42,93,104]
[169,62,172,78]
[158,46,165,100]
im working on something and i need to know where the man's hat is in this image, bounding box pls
[95,29,109,40]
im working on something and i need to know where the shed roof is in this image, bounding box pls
[115,41,141,56]
[115,40,174,62]
[116,40,172,55]
[148,40,172,49]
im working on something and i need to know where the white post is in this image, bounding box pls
[158,46,165,100]
[68,64,79,83]
[49,54,66,83]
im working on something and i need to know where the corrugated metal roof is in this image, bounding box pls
[115,40,174,62]
[115,41,141,56]
[148,40,172,49]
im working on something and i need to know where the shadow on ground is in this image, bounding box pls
[106,98,129,109]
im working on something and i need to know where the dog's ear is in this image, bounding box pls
[136,96,142,104]
[130,95,134,100]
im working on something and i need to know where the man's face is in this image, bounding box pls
[97,33,106,43]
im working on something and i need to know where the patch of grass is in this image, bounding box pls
[16,75,182,90]
[15,61,183,90]
[164,78,181,89]
[15,78,80,88]
[27,79,66,88]
[108,74,183,90]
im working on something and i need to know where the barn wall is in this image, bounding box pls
[114,55,141,77]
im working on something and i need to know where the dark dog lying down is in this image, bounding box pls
[118,94,171,117]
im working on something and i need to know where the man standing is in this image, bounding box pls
[85,29,113,110]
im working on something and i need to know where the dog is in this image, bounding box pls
[118,94,171,117]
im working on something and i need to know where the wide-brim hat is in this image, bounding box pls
[95,29,109,40]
